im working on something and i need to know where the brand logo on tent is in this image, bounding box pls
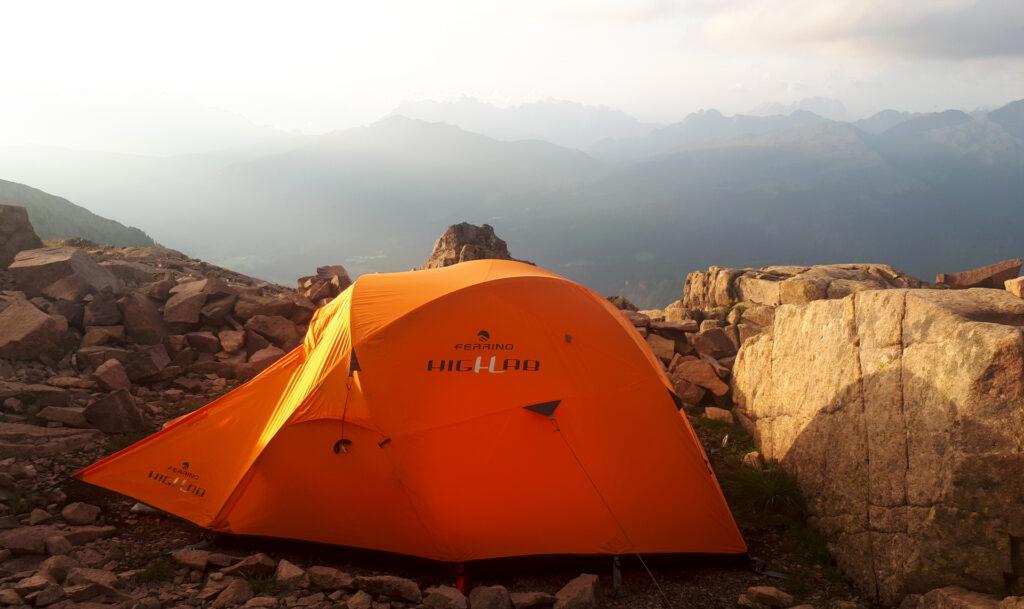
[146,462,206,498]
[477,329,490,341]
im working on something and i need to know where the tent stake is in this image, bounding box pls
[612,556,622,597]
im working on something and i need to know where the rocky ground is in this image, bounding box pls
[0,214,1019,609]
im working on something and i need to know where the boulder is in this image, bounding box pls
[123,343,171,381]
[274,559,308,587]
[353,574,422,602]
[84,389,146,433]
[0,295,69,360]
[422,222,525,269]
[234,294,296,321]
[245,315,300,350]
[186,331,221,353]
[936,259,1022,289]
[0,205,43,267]
[468,585,513,609]
[81,325,125,347]
[0,423,102,457]
[75,346,129,371]
[1006,276,1024,299]
[0,525,58,554]
[37,406,88,427]
[684,264,920,310]
[645,333,675,363]
[672,378,706,405]
[732,288,1024,604]
[297,265,352,306]
[93,358,131,391]
[553,574,601,609]
[688,327,735,358]
[163,290,206,325]
[119,291,166,344]
[219,329,245,353]
[84,290,122,326]
[9,247,121,300]
[672,359,729,397]
[607,295,637,311]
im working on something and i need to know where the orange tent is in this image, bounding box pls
[77,260,745,561]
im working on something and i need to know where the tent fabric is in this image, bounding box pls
[76,260,746,562]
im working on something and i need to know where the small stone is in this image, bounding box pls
[93,358,131,392]
[424,585,468,609]
[469,585,514,609]
[28,508,52,525]
[274,558,308,587]
[704,406,735,424]
[172,549,210,571]
[353,574,422,602]
[44,535,72,555]
[307,565,353,590]
[61,502,101,526]
[737,594,760,608]
[742,451,765,469]
[221,552,276,577]
[347,590,373,609]
[37,554,79,582]
[511,591,558,609]
[554,574,601,609]
[34,582,65,606]
[747,586,795,608]
[65,566,118,588]
[13,574,50,594]
[211,577,254,609]
[242,597,279,608]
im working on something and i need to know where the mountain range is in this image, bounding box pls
[1,97,1022,307]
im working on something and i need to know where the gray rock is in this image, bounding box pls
[745,586,794,608]
[119,291,166,344]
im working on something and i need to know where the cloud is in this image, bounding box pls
[702,0,1024,59]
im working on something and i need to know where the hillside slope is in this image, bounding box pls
[0,179,155,247]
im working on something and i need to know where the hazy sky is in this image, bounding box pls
[2,0,1022,149]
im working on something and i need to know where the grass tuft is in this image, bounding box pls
[721,462,806,525]
[136,557,176,583]
[247,575,280,595]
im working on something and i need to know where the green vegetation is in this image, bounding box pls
[0,179,155,247]
[4,489,39,515]
[247,575,281,595]
[136,557,175,583]
[721,463,806,525]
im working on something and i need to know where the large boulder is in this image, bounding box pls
[936,258,1022,289]
[0,294,69,360]
[732,288,1024,604]
[0,423,102,457]
[422,223,525,269]
[84,389,146,433]
[119,291,166,344]
[683,264,921,310]
[0,205,43,267]
[9,247,122,301]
